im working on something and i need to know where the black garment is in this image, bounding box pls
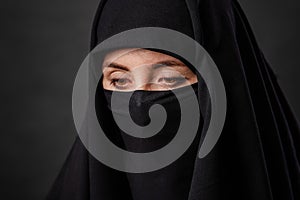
[47,0,300,200]
[100,83,202,200]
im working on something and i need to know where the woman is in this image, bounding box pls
[48,0,300,199]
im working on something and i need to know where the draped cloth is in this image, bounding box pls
[47,0,300,199]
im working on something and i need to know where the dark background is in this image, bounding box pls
[1,0,299,199]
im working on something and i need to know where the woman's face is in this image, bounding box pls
[102,48,198,91]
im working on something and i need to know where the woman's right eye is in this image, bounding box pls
[111,78,132,89]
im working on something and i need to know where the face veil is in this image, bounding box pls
[47,0,300,200]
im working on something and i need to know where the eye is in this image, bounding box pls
[111,78,132,89]
[157,76,187,87]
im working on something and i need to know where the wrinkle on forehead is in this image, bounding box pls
[102,48,185,70]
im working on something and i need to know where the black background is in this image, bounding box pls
[1,0,299,199]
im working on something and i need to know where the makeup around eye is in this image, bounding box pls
[106,71,133,90]
[102,49,198,91]
[105,71,193,91]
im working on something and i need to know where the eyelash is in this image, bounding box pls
[109,76,188,89]
[110,78,131,89]
[158,77,187,85]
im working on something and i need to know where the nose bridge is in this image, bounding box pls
[132,65,153,90]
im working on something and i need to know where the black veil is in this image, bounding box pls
[47,0,300,199]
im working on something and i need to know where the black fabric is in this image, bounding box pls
[100,84,200,153]
[99,83,202,200]
[47,0,300,199]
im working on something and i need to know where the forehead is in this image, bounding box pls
[102,48,185,68]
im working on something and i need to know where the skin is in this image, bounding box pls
[102,48,198,91]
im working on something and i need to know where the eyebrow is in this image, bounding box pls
[105,62,129,71]
[152,60,186,69]
[104,60,186,71]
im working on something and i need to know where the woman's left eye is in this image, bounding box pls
[158,77,187,86]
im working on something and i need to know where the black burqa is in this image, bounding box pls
[47,0,300,199]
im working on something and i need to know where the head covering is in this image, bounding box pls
[47,0,300,200]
